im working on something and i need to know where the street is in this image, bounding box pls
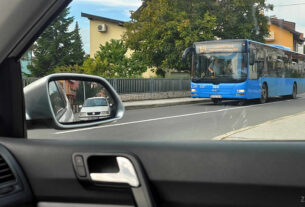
[28,94,305,141]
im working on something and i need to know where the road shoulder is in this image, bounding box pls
[213,110,305,141]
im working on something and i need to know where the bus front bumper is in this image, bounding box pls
[190,83,247,99]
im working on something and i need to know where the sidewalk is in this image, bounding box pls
[214,111,305,140]
[123,97,209,110]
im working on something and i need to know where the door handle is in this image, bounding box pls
[90,157,140,187]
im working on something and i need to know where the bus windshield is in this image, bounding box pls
[193,52,247,83]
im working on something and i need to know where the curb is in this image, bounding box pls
[212,126,254,141]
[124,99,210,110]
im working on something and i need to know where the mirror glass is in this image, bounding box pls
[48,80,116,124]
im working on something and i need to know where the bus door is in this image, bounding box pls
[247,44,263,99]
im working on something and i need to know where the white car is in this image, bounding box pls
[79,97,111,121]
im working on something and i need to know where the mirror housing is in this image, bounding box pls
[182,47,194,62]
[24,73,124,129]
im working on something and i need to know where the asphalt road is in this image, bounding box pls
[28,94,305,141]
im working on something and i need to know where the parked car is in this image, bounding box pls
[79,97,111,120]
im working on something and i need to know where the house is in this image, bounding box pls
[58,80,78,105]
[266,17,304,53]
[81,12,156,78]
[81,12,127,58]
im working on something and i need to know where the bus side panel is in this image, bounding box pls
[261,77,281,97]
[246,80,261,99]
[261,78,305,97]
[279,78,305,97]
[282,78,295,96]
[279,78,288,96]
[260,77,294,97]
[288,78,305,96]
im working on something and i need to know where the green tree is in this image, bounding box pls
[125,0,272,72]
[70,21,85,65]
[54,64,85,74]
[28,8,84,77]
[80,39,147,78]
[211,0,273,42]
[125,0,216,73]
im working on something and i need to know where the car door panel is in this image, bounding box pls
[1,138,305,207]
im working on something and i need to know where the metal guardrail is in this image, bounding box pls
[23,78,190,94]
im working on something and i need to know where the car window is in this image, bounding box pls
[24,0,305,141]
[83,98,108,107]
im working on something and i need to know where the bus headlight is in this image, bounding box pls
[237,89,245,93]
[191,89,197,92]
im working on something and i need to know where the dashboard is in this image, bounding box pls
[0,144,32,207]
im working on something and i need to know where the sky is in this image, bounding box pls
[266,0,305,34]
[68,0,305,54]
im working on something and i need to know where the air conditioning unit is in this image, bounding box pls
[265,31,275,41]
[97,24,107,33]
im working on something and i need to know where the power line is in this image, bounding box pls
[274,2,305,7]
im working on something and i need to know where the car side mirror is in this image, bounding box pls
[182,47,194,62]
[24,73,124,129]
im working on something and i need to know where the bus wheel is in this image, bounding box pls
[212,98,222,105]
[260,83,268,104]
[291,83,297,99]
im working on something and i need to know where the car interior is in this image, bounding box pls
[1,0,305,207]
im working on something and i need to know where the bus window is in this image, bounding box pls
[256,49,265,79]
[301,60,305,78]
[249,59,258,80]
[291,61,298,77]
[266,48,279,77]
[291,54,300,77]
[266,55,273,77]
[298,59,304,77]
[275,53,284,77]
[283,54,290,77]
[249,43,261,80]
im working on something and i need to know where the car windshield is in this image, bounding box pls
[24,0,305,142]
[83,98,108,107]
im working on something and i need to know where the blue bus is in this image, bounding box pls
[182,39,305,104]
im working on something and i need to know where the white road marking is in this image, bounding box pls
[54,97,305,135]
[54,105,255,134]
